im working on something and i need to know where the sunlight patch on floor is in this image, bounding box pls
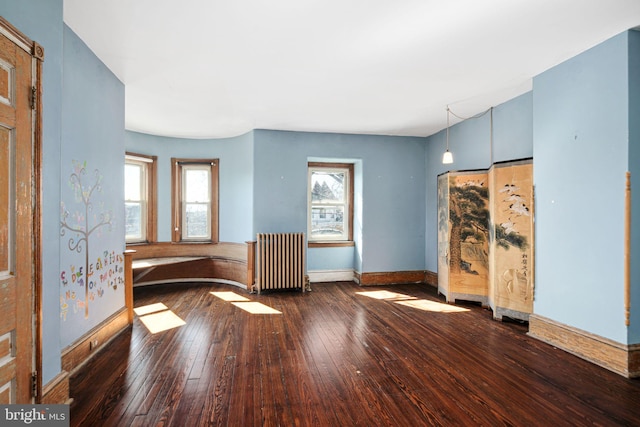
[395,299,470,313]
[232,302,282,314]
[356,290,469,313]
[134,302,168,316]
[210,291,250,302]
[135,302,186,334]
[138,310,186,334]
[355,290,417,301]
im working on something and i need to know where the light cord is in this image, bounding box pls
[447,106,492,121]
[446,106,450,150]
[490,107,494,164]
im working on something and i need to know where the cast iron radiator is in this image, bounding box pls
[255,233,306,294]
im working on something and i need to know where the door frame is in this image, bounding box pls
[0,16,43,402]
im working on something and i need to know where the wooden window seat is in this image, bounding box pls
[126,242,254,290]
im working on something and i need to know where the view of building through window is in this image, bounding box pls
[309,166,349,241]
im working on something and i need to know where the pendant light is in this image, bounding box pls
[442,106,453,164]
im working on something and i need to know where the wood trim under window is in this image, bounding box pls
[125,152,157,243]
[308,162,354,246]
[308,240,355,248]
[171,158,219,243]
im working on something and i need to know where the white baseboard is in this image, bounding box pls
[308,269,355,283]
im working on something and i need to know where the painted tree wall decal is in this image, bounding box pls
[60,160,113,318]
[449,183,489,274]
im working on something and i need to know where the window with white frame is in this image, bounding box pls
[308,162,353,243]
[125,153,156,243]
[172,158,219,242]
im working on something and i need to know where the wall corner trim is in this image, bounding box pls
[356,270,428,286]
[41,371,71,405]
[61,307,130,375]
[425,270,438,288]
[528,314,639,378]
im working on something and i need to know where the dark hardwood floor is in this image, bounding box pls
[70,281,640,426]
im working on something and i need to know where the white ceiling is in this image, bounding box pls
[64,0,640,140]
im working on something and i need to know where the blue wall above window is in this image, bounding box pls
[253,130,426,274]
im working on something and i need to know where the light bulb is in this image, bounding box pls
[442,150,453,164]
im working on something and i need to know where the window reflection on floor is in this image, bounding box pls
[356,290,469,313]
[133,302,168,316]
[395,299,469,313]
[210,291,250,302]
[134,302,186,334]
[212,291,281,314]
[355,290,416,301]
[231,302,282,314]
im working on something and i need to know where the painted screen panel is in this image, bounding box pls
[490,160,534,318]
[447,171,490,301]
[437,174,449,296]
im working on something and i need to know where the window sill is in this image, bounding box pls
[308,241,355,248]
[126,241,151,247]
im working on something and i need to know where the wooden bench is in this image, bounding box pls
[125,242,254,289]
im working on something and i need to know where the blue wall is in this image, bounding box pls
[126,129,426,275]
[533,33,630,344]
[125,130,255,243]
[492,93,534,163]
[60,25,126,346]
[254,130,426,274]
[424,93,533,272]
[0,0,64,385]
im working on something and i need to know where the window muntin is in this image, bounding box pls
[308,163,353,242]
[172,158,219,243]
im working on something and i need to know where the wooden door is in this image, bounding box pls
[0,20,40,404]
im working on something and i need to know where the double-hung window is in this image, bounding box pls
[172,158,219,242]
[308,162,354,245]
[125,153,156,243]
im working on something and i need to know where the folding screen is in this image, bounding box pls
[438,158,534,321]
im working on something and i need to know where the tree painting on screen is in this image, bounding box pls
[448,178,489,275]
[60,160,118,319]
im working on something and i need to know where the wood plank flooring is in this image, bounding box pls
[70,282,640,426]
